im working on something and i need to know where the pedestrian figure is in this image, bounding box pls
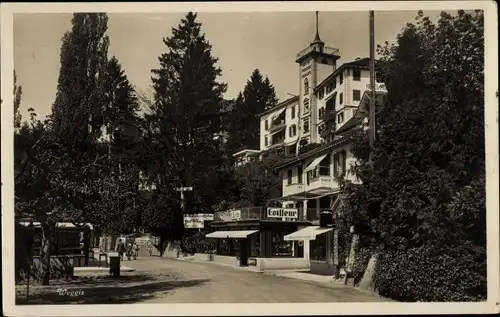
[133,242,139,260]
[147,240,153,256]
[126,242,133,260]
[117,239,126,261]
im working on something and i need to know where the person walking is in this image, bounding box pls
[147,240,153,256]
[117,239,126,261]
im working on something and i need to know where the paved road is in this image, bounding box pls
[122,253,388,303]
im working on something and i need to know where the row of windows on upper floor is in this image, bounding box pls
[264,89,362,131]
[303,69,362,98]
[285,150,348,185]
[263,107,350,147]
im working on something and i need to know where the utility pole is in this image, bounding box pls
[368,10,376,162]
[345,10,376,286]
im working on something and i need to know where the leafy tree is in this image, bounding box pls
[148,11,228,230]
[99,56,144,234]
[345,10,485,301]
[14,70,23,131]
[231,154,284,208]
[226,70,279,153]
[14,13,111,284]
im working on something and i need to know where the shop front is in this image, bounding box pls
[205,207,312,270]
[284,225,337,275]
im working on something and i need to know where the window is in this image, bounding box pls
[337,112,344,123]
[265,120,269,130]
[304,78,309,95]
[319,89,324,100]
[318,107,325,120]
[318,124,325,135]
[289,124,297,137]
[291,106,296,119]
[339,93,343,105]
[303,118,310,133]
[333,150,347,177]
[340,72,344,85]
[271,231,294,257]
[333,78,336,89]
[265,135,268,146]
[287,169,293,185]
[353,89,361,101]
[353,70,361,81]
[303,98,310,112]
[297,166,303,183]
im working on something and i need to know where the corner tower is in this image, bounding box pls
[296,11,341,151]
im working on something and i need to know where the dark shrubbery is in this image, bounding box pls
[374,246,486,302]
[345,11,486,301]
[181,232,216,254]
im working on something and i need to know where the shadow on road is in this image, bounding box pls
[16,275,211,305]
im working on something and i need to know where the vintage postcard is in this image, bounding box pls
[1,1,499,316]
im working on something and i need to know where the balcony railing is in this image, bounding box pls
[269,120,286,132]
[214,207,307,222]
[296,45,340,61]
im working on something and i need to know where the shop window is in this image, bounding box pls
[249,235,260,257]
[271,231,294,257]
[310,232,328,261]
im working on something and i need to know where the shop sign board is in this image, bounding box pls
[267,208,298,219]
[183,214,214,229]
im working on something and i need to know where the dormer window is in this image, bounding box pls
[304,78,309,96]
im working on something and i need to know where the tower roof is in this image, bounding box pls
[311,11,324,45]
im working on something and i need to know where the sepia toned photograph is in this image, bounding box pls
[1,1,498,316]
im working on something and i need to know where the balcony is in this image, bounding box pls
[283,183,306,197]
[269,119,286,133]
[213,207,308,222]
[308,175,337,195]
[296,45,340,62]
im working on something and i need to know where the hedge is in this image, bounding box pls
[374,245,486,302]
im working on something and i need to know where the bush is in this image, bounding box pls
[374,246,486,302]
[181,232,216,254]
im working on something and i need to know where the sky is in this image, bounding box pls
[13,10,444,120]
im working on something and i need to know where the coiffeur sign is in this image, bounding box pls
[267,208,298,219]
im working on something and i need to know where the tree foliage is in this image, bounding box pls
[345,10,485,301]
[226,69,279,153]
[144,12,231,247]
